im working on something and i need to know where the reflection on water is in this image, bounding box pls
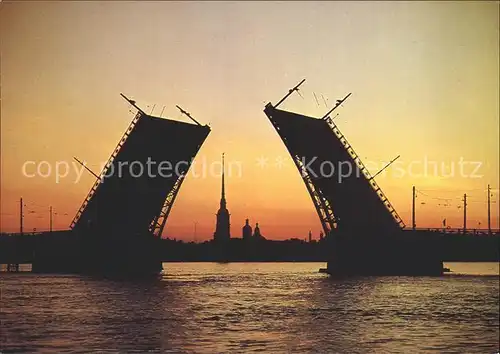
[1,263,499,352]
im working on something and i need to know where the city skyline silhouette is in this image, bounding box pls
[1,1,498,241]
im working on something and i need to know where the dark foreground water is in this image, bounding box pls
[1,262,499,353]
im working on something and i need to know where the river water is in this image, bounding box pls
[1,262,499,353]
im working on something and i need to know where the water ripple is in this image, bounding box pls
[1,262,498,353]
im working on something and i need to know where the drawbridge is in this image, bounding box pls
[264,80,405,237]
[264,80,445,276]
[32,94,210,275]
[70,95,210,239]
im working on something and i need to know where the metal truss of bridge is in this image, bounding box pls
[70,94,211,238]
[264,80,405,237]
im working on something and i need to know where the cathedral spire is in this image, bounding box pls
[220,153,226,209]
[214,152,230,241]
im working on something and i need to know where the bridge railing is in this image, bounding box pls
[408,228,500,235]
[69,111,143,229]
[325,117,406,229]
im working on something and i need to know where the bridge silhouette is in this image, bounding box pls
[2,81,499,276]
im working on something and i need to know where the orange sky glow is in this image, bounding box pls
[1,1,499,240]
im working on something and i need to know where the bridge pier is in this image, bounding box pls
[324,230,444,276]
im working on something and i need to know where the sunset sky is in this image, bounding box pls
[1,1,498,240]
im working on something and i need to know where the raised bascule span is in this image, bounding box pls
[264,80,444,276]
[32,94,211,275]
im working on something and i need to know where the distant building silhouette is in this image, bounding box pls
[242,219,252,240]
[252,222,266,240]
[308,230,312,243]
[214,153,231,242]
